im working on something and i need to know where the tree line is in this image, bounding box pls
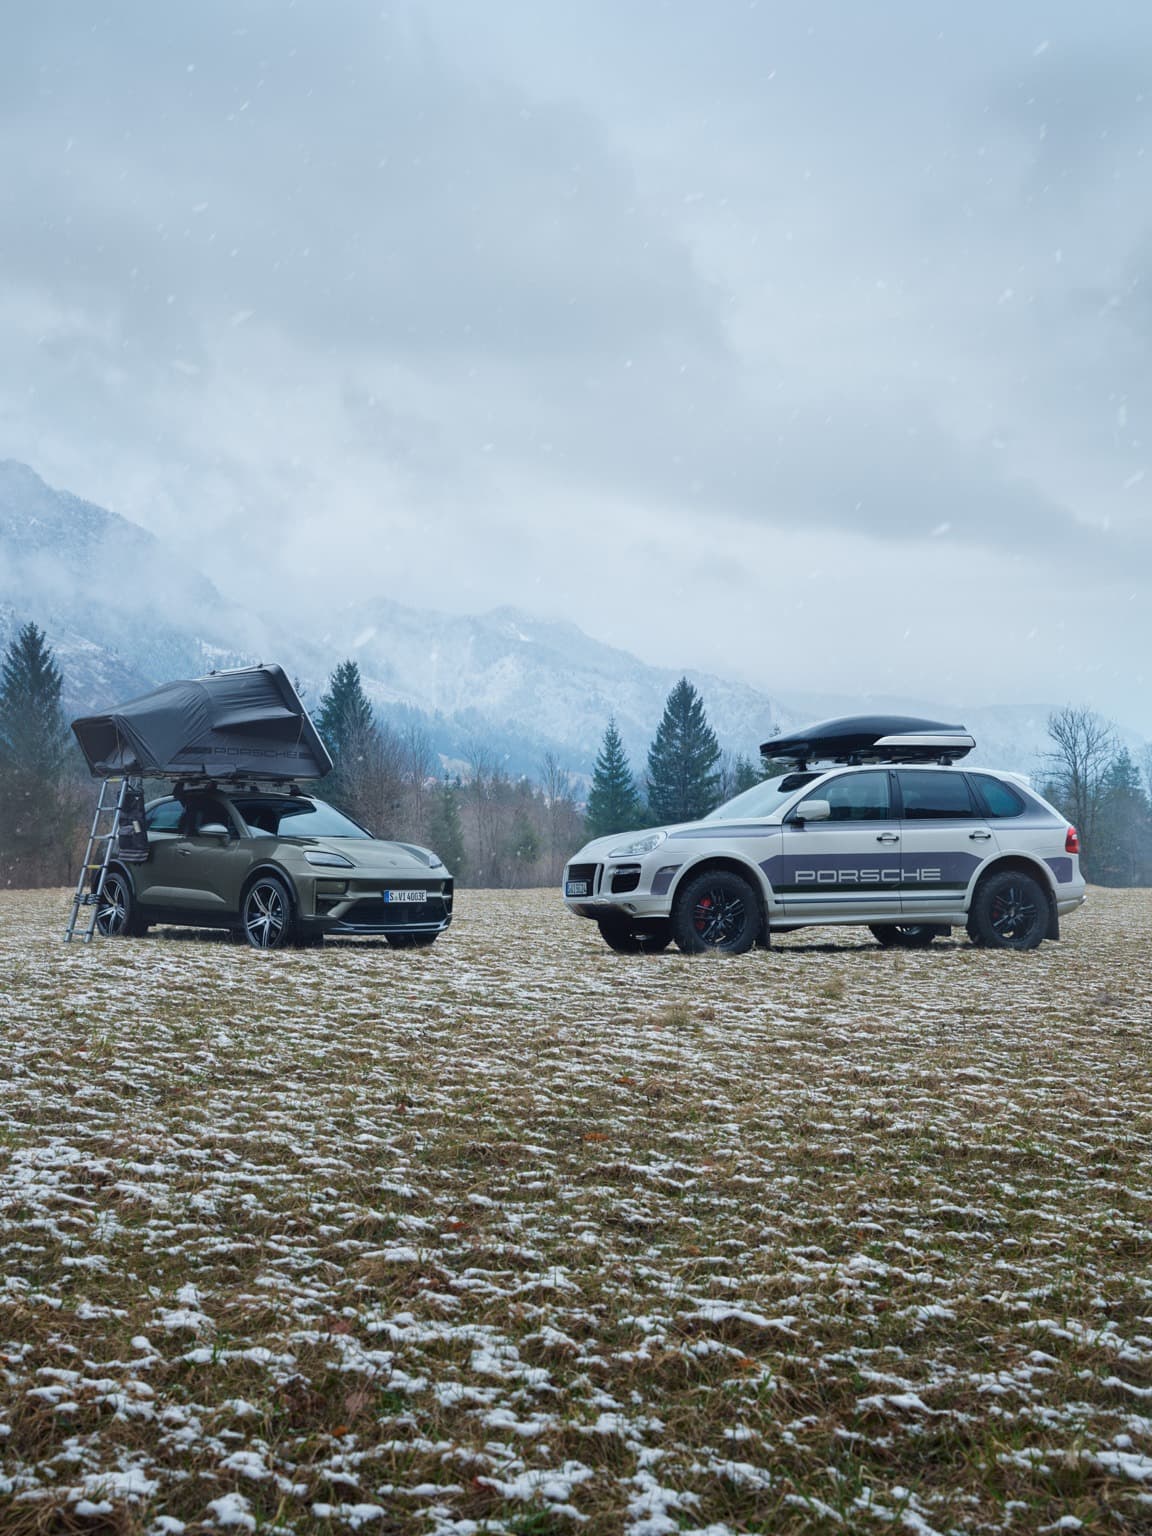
[2,620,1151,889]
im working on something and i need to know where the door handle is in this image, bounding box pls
[876,832,899,843]
[177,847,192,857]
[969,830,992,841]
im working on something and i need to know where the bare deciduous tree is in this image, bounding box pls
[538,751,582,883]
[1044,706,1117,849]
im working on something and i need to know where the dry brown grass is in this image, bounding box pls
[1,887,1151,1534]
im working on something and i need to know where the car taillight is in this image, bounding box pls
[1065,826,1080,855]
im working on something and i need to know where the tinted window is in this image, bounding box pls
[970,774,1026,818]
[897,771,977,820]
[145,800,183,833]
[231,797,371,839]
[181,799,236,836]
[804,771,891,821]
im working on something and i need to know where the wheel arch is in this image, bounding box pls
[667,854,770,940]
[969,854,1060,940]
[240,862,301,914]
[94,858,136,896]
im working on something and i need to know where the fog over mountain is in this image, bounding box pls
[2,462,1145,781]
[1,3,1150,734]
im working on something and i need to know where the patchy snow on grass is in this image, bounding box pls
[1,886,1151,1532]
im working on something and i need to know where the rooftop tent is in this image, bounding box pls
[71,665,334,781]
[761,714,975,766]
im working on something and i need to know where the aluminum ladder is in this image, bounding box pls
[64,776,131,943]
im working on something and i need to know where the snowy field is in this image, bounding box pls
[2,888,1151,1536]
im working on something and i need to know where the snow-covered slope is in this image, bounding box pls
[1,461,1143,778]
[319,600,797,769]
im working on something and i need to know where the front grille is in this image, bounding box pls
[342,898,449,928]
[567,863,598,886]
[331,878,453,932]
[610,865,641,895]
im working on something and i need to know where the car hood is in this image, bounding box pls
[295,838,447,873]
[571,817,780,863]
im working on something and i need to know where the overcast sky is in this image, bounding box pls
[2,2,1151,729]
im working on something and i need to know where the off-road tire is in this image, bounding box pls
[869,924,943,949]
[967,869,1048,951]
[597,917,673,954]
[671,870,760,955]
[241,875,296,951]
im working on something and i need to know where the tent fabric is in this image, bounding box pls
[71,665,334,781]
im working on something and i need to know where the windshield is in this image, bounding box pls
[704,772,822,822]
[231,797,372,840]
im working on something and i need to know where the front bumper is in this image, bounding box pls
[303,874,454,934]
[563,858,676,921]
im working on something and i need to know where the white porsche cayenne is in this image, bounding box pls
[563,718,1086,955]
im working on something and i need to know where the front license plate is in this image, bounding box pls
[384,889,427,903]
[565,880,589,897]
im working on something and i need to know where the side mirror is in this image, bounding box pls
[199,823,231,840]
[796,799,831,824]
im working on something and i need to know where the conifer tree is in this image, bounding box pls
[508,806,541,868]
[585,718,643,837]
[315,660,377,813]
[645,678,721,824]
[0,622,71,883]
[426,777,467,880]
[1095,748,1152,885]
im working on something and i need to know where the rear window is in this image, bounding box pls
[969,774,1026,819]
[897,771,978,820]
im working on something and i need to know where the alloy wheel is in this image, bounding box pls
[244,880,288,949]
[95,874,130,936]
[692,886,747,947]
[989,884,1039,942]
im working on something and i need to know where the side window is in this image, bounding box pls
[232,800,278,837]
[969,774,1026,819]
[145,800,183,833]
[181,800,235,837]
[897,771,977,820]
[805,771,891,821]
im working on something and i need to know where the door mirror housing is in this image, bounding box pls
[795,799,831,824]
[198,823,232,840]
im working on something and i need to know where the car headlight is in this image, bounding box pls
[304,850,355,868]
[608,830,667,858]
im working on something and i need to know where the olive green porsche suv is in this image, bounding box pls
[94,788,453,950]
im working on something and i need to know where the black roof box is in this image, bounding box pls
[761,714,975,766]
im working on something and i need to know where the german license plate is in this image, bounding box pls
[565,880,589,897]
[384,889,426,903]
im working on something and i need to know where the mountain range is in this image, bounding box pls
[0,460,1142,782]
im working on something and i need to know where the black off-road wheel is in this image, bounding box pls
[241,875,296,951]
[967,870,1048,951]
[388,932,439,949]
[869,924,944,949]
[671,870,760,955]
[597,917,673,954]
[94,871,148,938]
